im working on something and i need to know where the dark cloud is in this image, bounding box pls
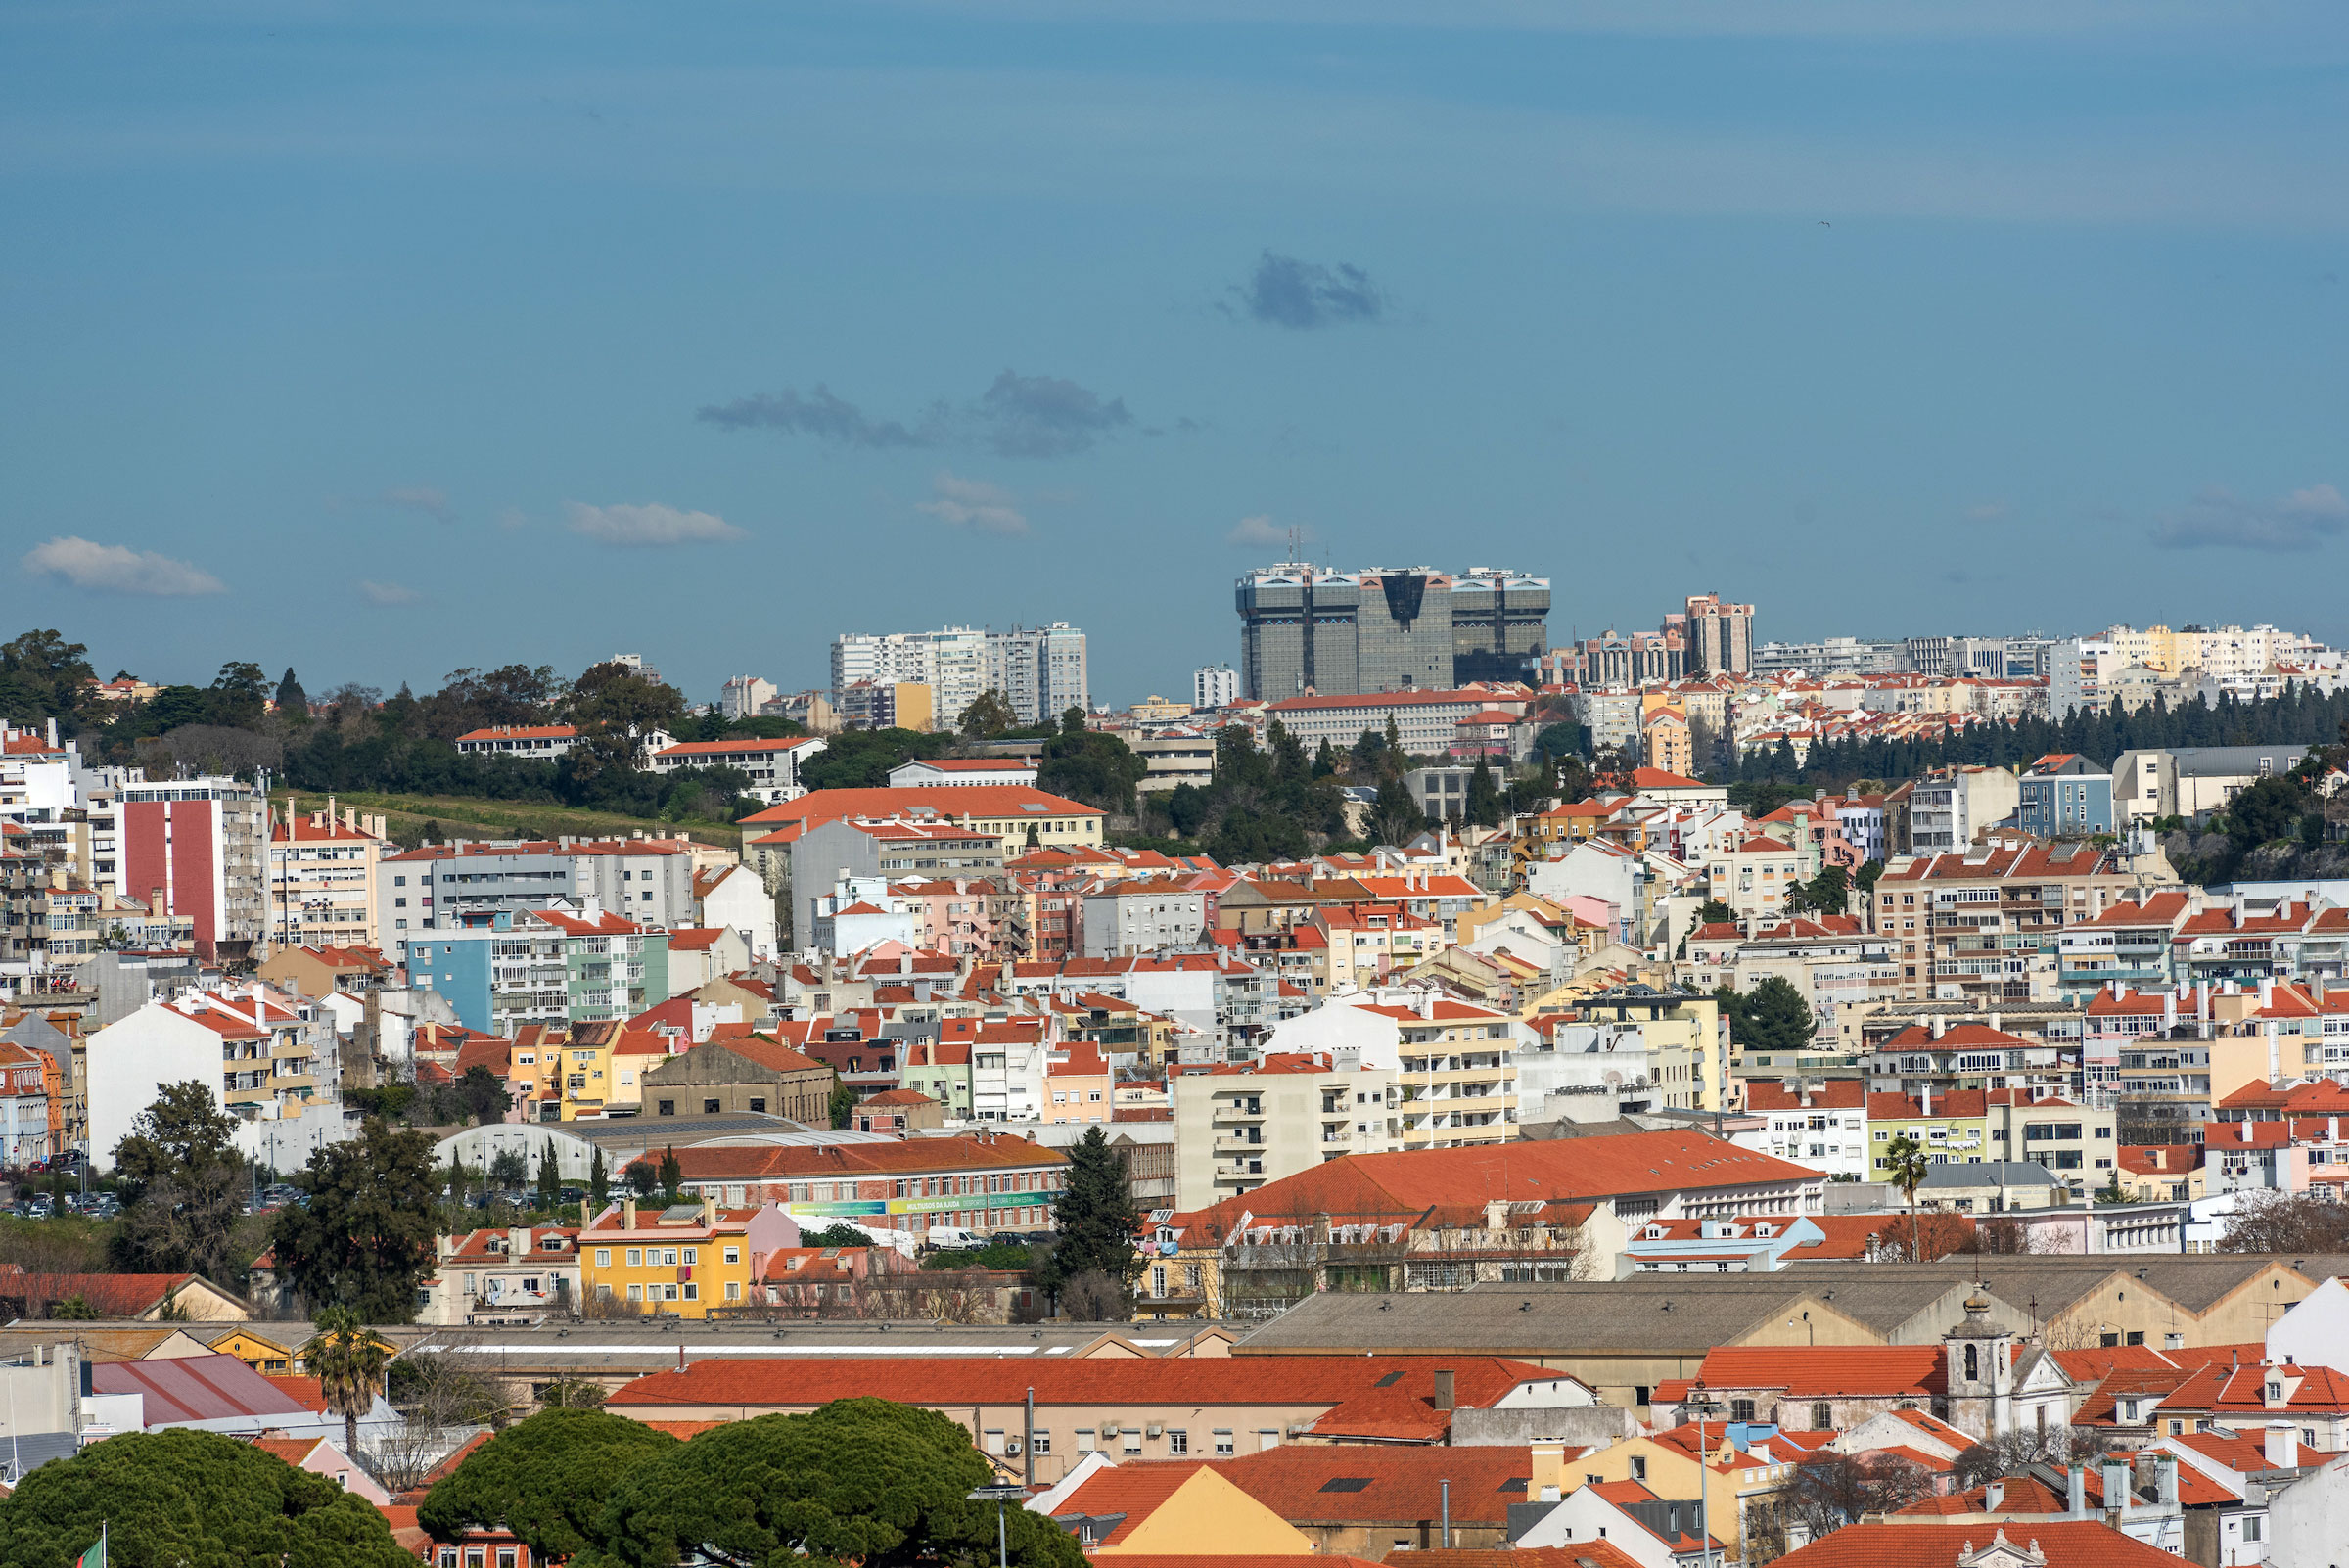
[1228,251,1386,329]
[973,370,1132,458]
[695,386,935,449]
[2149,484,2346,552]
[697,373,1131,459]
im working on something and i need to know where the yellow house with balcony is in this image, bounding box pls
[1865,1088,1991,1176]
[578,1196,797,1317]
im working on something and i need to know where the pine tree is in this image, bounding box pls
[274,667,308,716]
[1045,1127,1142,1314]
[1465,758,1504,827]
[658,1145,682,1201]
[589,1148,610,1208]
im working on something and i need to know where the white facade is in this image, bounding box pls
[86,1004,232,1171]
[719,675,778,719]
[1171,1059,1400,1210]
[1193,666,1239,711]
[692,863,776,960]
[1082,885,1208,957]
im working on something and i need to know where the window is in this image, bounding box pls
[1631,1457,1647,1481]
[627,1284,643,1302]
[1214,1430,1235,1457]
[1166,1430,1186,1454]
[1730,1399,1757,1423]
[684,1248,698,1265]
[705,1098,722,1115]
[1076,1429,1095,1453]
[726,1281,742,1301]
[658,1100,675,1117]
[626,1249,642,1267]
[1123,1429,1141,1454]
[724,1246,741,1265]
[2242,1516,2262,1543]
[1810,1402,1833,1429]
[1031,1429,1051,1454]
[749,1097,766,1114]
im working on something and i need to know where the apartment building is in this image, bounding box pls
[114,773,267,959]
[2112,745,2314,826]
[1172,1051,1400,1206]
[579,1197,794,1317]
[1266,990,1518,1149]
[1194,665,1240,710]
[401,906,672,1036]
[381,836,697,938]
[265,804,387,953]
[1082,880,1209,957]
[1875,839,2171,1004]
[1740,1078,1869,1179]
[453,724,578,759]
[1906,766,2021,855]
[87,987,330,1161]
[647,737,826,806]
[1256,688,1533,754]
[2016,753,2115,839]
[832,625,1088,726]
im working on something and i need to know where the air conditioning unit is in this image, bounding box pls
[1286,1424,1308,1437]
[1146,1424,1163,1439]
[1099,1422,1120,1438]
[1005,1439,1024,1456]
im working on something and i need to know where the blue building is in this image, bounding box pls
[402,927,499,1034]
[2017,753,2114,840]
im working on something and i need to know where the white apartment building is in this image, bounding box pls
[453,725,579,759]
[1264,989,1520,1150]
[1172,1053,1399,1207]
[381,837,697,937]
[719,675,778,719]
[1909,767,2021,855]
[1193,665,1240,711]
[647,736,826,806]
[832,624,1089,728]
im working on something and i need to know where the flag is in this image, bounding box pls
[76,1530,104,1568]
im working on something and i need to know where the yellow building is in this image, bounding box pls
[1570,1428,1812,1565]
[578,1197,794,1317]
[1865,1088,1990,1176]
[265,801,389,954]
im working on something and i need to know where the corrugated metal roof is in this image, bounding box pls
[90,1353,312,1424]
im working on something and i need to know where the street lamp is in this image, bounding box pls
[1684,1379,1722,1568]
[968,1482,1027,1568]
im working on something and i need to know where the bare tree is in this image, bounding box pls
[1786,1452,1935,1542]
[1951,1427,2112,1490]
[1060,1270,1126,1322]
[2219,1190,2349,1254]
[366,1335,511,1489]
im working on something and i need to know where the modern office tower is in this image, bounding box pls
[1451,568,1554,684]
[1574,629,1684,687]
[1192,665,1239,710]
[1233,564,1549,700]
[1680,594,1755,675]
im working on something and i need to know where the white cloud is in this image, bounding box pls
[2149,482,2348,552]
[357,580,421,606]
[383,485,454,524]
[915,472,1029,535]
[565,501,747,546]
[1226,514,1314,549]
[21,535,226,597]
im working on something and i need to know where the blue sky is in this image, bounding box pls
[4,1,2346,709]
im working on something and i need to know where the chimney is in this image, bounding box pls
[508,1224,530,1258]
[1988,1010,2001,1036]
[2261,976,2276,1008]
[45,717,57,749]
[1931,1014,1946,1040]
[580,1199,591,1227]
[1982,1480,2004,1512]
[1530,1440,1568,1501]
[1432,1369,1455,1411]
[2067,1464,2088,1519]
[1921,1083,1932,1116]
[702,1192,717,1226]
[2102,1458,2129,1518]
[623,1197,637,1229]
[2265,1423,2299,1468]
[2156,1454,2178,1511]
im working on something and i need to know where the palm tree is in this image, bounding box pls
[302,1306,389,1459]
[1883,1132,1930,1262]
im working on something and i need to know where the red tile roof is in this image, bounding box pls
[1772,1520,2186,1568]
[1052,1462,1206,1545]
[609,1356,1561,1412]
[1674,1345,1947,1400]
[739,786,1104,830]
[1193,1445,1566,1525]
